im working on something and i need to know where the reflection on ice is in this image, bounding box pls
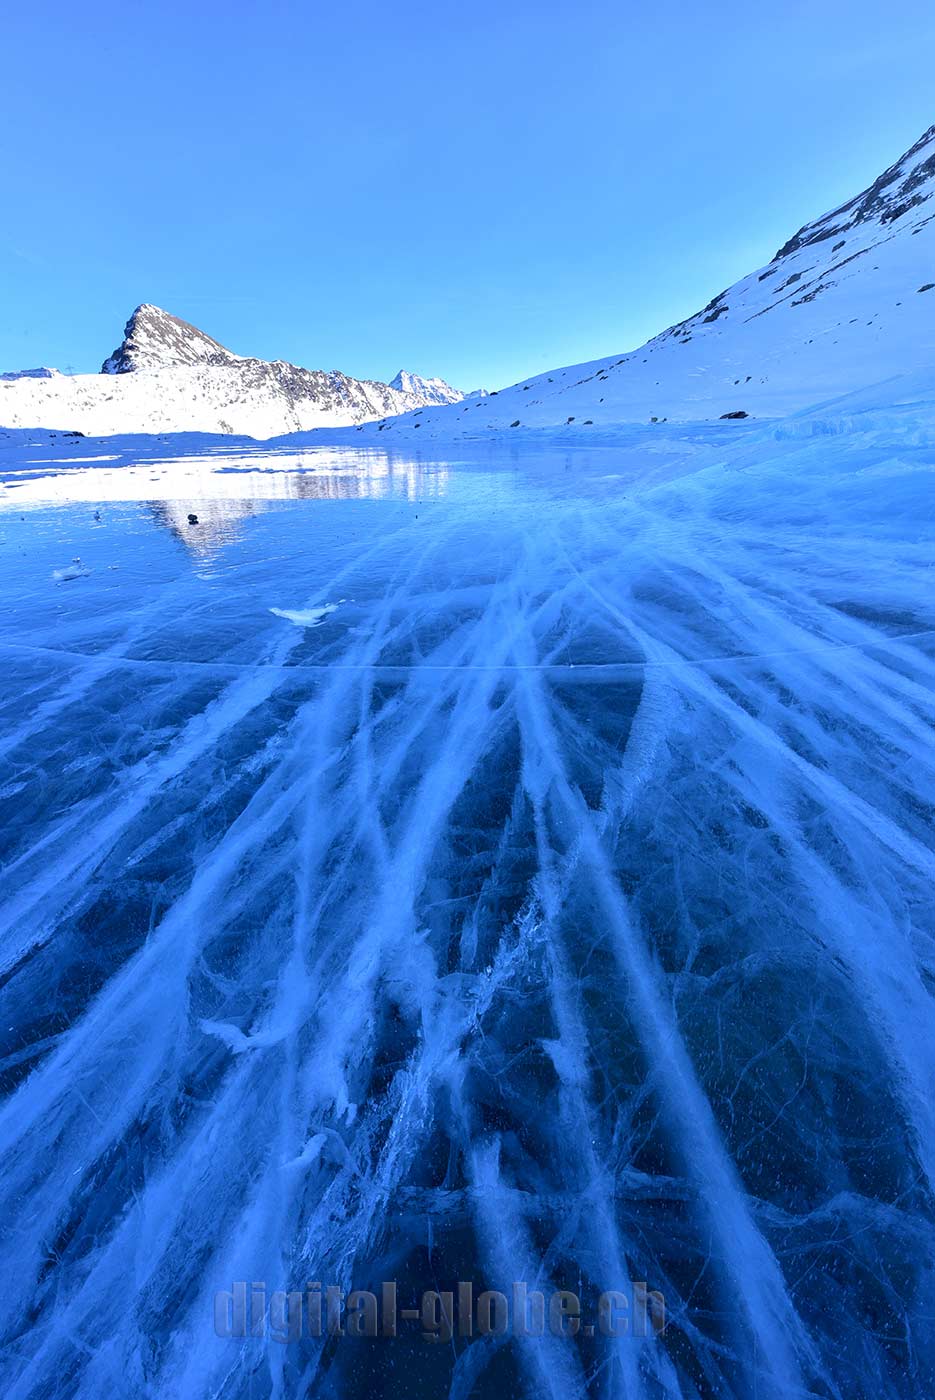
[0,443,451,512]
[0,415,934,1399]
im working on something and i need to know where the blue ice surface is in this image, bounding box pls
[0,396,934,1399]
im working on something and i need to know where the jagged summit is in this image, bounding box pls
[102,312,468,413]
[102,304,241,374]
[389,370,463,405]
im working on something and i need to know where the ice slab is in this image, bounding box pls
[0,407,933,1398]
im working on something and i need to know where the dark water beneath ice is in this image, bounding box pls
[0,427,934,1398]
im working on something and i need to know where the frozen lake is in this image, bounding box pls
[1,416,934,1398]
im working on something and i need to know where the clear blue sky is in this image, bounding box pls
[2,1,934,390]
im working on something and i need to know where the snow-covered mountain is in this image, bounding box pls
[355,124,935,440]
[0,367,62,381]
[388,369,463,405]
[4,125,933,442]
[0,305,467,437]
[101,305,242,374]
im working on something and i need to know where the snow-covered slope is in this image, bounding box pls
[0,305,466,437]
[356,124,935,440]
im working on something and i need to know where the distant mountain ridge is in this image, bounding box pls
[0,305,469,437]
[0,367,62,381]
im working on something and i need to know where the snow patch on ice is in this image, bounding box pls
[269,603,339,627]
[51,559,90,582]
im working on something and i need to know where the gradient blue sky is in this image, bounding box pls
[3,1,934,390]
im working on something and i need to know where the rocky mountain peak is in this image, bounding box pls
[102,304,241,374]
[389,370,463,406]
